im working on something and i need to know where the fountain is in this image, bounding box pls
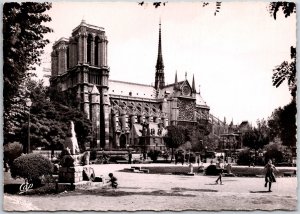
[58,121,95,189]
[64,121,80,155]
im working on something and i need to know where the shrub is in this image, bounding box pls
[205,164,220,176]
[237,149,251,165]
[10,153,53,186]
[148,150,161,162]
[90,150,97,160]
[4,142,23,167]
[264,143,286,164]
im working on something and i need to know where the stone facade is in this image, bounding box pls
[59,166,84,183]
[50,20,211,152]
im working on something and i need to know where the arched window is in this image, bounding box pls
[66,46,69,69]
[87,34,93,64]
[94,36,100,66]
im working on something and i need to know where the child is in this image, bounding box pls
[107,173,118,188]
[264,160,277,192]
[216,168,223,185]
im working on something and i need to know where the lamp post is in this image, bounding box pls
[25,98,32,153]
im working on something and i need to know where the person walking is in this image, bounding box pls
[197,154,201,167]
[264,159,277,192]
[215,163,224,185]
[128,151,132,164]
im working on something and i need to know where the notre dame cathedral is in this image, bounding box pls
[50,20,214,151]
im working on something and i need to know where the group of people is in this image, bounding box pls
[106,159,278,192]
[214,159,277,192]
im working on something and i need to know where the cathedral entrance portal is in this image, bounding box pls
[120,134,126,149]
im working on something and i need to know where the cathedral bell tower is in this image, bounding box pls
[155,20,165,90]
[50,20,110,149]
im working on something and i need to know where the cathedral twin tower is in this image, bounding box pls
[50,19,110,149]
[50,20,210,151]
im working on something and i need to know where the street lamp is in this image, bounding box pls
[25,98,32,153]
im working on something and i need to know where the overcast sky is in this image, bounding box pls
[38,1,296,125]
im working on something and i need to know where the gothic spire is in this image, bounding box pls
[192,74,196,93]
[155,20,165,90]
[156,20,164,71]
[174,71,178,89]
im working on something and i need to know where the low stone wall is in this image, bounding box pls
[59,166,84,183]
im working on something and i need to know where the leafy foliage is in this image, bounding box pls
[267,100,296,148]
[236,149,251,166]
[272,46,296,99]
[164,125,187,150]
[7,79,93,152]
[242,120,269,151]
[269,2,296,20]
[4,76,33,144]
[264,143,284,164]
[147,150,161,162]
[268,3,296,99]
[10,153,53,185]
[164,125,187,161]
[3,2,52,119]
[4,142,23,167]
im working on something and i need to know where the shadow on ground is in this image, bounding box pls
[250,191,273,193]
[171,187,218,192]
[71,188,197,197]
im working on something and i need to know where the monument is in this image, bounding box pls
[58,121,95,188]
[64,121,80,155]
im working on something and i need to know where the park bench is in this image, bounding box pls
[116,160,128,164]
[283,172,294,177]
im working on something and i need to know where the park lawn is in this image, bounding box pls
[136,165,296,177]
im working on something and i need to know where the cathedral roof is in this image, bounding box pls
[158,80,209,107]
[195,93,209,107]
[108,80,157,99]
[72,20,104,33]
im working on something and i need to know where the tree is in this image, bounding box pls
[242,125,269,165]
[163,125,187,161]
[267,2,297,157]
[243,120,269,152]
[264,143,285,164]
[272,46,296,100]
[9,79,93,153]
[268,2,296,100]
[268,2,296,20]
[4,142,23,168]
[268,100,296,148]
[3,2,52,139]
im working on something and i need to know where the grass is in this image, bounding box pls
[133,165,296,177]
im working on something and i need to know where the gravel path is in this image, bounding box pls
[3,164,297,211]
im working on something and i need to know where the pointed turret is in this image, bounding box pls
[155,20,165,90]
[192,74,196,93]
[174,71,178,89]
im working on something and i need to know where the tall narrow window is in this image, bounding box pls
[87,34,92,64]
[66,46,70,69]
[94,36,99,66]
